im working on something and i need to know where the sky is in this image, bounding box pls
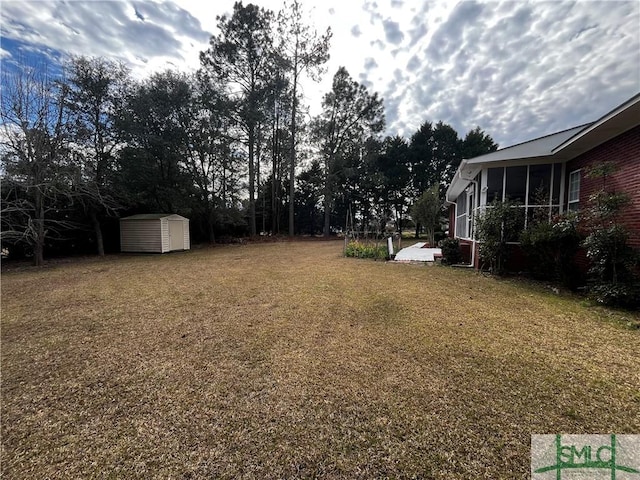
[1,0,639,149]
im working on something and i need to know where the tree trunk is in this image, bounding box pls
[288,62,298,237]
[426,228,434,248]
[323,192,331,237]
[206,203,216,244]
[271,102,280,235]
[34,189,45,267]
[208,217,216,243]
[90,209,105,256]
[34,229,45,266]
[415,222,420,239]
[248,124,256,236]
[395,203,402,234]
[323,172,332,237]
[256,127,262,235]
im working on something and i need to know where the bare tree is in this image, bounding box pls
[65,56,129,256]
[1,62,74,265]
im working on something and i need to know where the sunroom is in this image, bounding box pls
[453,161,566,239]
[445,125,586,266]
[445,93,640,268]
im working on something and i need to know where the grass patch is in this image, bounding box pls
[2,241,639,479]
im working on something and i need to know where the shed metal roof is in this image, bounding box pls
[120,214,188,221]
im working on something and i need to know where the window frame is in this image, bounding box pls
[455,181,479,240]
[480,162,564,234]
[455,192,468,239]
[567,169,581,212]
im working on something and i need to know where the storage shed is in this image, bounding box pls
[120,214,190,253]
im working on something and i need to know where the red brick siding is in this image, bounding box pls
[566,124,640,248]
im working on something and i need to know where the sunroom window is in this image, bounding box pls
[487,168,503,202]
[483,163,563,231]
[505,166,527,203]
[456,192,468,238]
[528,164,552,204]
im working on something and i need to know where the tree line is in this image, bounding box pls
[1,1,497,265]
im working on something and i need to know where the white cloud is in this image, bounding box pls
[0,0,210,77]
[388,0,640,145]
[1,0,638,147]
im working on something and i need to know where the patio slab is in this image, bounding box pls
[393,243,442,262]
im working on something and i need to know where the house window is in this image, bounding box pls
[568,170,580,211]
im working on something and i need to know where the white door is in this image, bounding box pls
[169,220,184,251]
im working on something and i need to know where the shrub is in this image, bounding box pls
[588,281,639,308]
[474,198,524,274]
[345,241,388,260]
[551,214,583,289]
[519,212,582,289]
[439,237,461,265]
[581,163,639,308]
[411,184,443,247]
[583,225,639,307]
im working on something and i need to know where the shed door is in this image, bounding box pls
[169,220,184,250]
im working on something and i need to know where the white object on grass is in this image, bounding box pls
[394,243,442,262]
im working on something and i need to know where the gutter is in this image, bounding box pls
[445,160,468,204]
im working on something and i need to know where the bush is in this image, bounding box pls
[439,237,461,265]
[519,212,582,289]
[583,225,639,307]
[475,198,524,274]
[580,163,639,308]
[345,241,388,260]
[520,221,556,279]
[588,281,639,309]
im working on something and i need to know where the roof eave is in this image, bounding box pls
[552,93,640,156]
[446,160,482,202]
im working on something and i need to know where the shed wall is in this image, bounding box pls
[160,219,170,253]
[164,216,190,251]
[120,220,163,253]
[183,220,190,250]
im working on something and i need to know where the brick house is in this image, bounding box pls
[445,94,640,268]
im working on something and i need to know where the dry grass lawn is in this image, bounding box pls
[2,240,639,479]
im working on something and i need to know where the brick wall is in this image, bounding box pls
[566,124,640,248]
